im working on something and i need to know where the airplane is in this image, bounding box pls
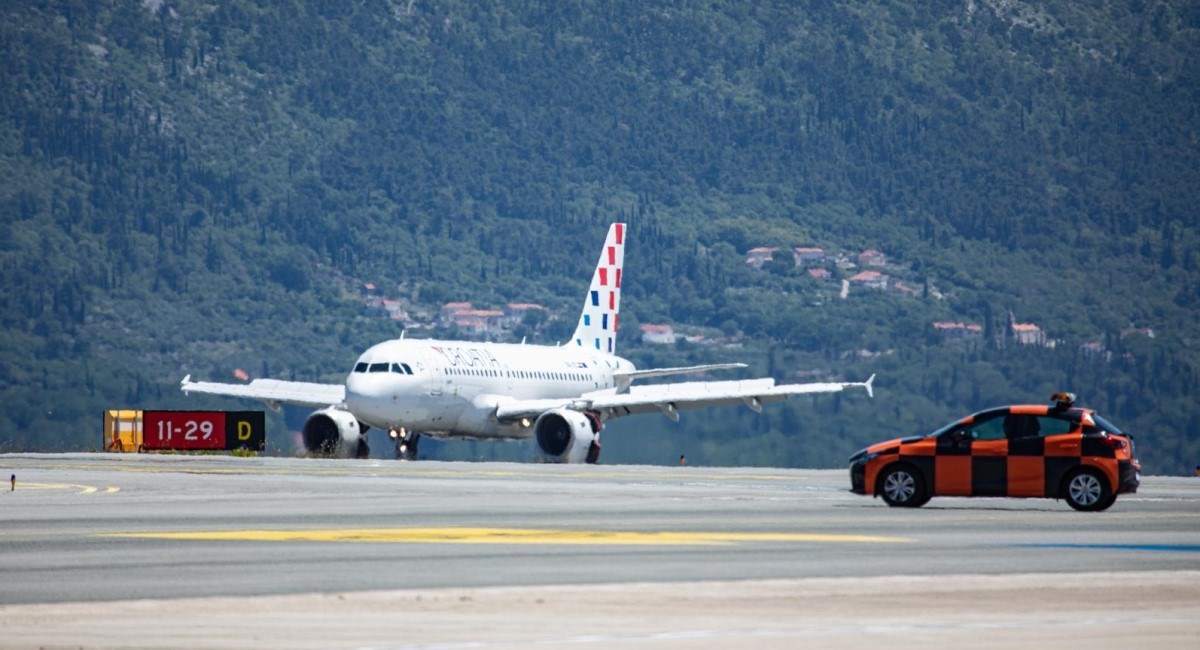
[181,223,875,463]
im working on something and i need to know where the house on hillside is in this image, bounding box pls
[931,321,983,341]
[439,301,474,324]
[639,323,676,344]
[745,247,778,268]
[859,249,886,267]
[451,309,505,336]
[792,247,826,267]
[1080,341,1110,361]
[1011,322,1046,346]
[807,268,831,280]
[849,270,888,290]
[381,299,408,322]
[504,302,547,327]
[1120,327,1155,340]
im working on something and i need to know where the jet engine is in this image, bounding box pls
[534,409,599,464]
[302,407,369,458]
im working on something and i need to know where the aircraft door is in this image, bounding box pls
[416,348,444,397]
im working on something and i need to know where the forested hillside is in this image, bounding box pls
[2,1,1198,472]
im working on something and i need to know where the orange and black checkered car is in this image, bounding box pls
[850,404,1138,501]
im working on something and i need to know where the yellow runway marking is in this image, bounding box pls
[101,527,912,546]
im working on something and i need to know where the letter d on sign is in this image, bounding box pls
[223,411,265,452]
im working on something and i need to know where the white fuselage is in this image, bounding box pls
[344,338,635,439]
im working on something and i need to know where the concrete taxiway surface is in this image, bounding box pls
[0,453,1197,649]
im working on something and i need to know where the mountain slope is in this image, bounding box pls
[1,1,1197,471]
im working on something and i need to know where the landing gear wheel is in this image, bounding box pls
[878,464,929,508]
[394,430,420,461]
[1064,468,1113,511]
[356,435,371,459]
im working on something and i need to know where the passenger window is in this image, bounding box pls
[1036,416,1074,436]
[1002,415,1040,440]
[967,416,1007,441]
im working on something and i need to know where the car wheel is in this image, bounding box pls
[1063,467,1112,512]
[878,464,927,508]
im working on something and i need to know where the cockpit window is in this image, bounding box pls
[354,362,368,373]
[390,363,415,375]
[401,363,413,374]
[368,363,389,373]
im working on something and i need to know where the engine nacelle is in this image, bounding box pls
[534,409,599,464]
[301,407,369,458]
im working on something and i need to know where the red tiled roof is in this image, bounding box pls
[849,271,883,282]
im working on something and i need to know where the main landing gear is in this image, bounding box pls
[585,411,602,465]
[389,427,420,461]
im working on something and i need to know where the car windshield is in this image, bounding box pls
[927,419,962,438]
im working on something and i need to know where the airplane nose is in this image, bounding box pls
[345,374,390,422]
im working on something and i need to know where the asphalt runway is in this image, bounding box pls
[1,453,1198,649]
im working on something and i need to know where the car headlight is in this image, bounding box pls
[849,450,878,465]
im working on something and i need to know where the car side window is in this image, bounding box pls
[1036,415,1075,436]
[1003,414,1040,440]
[965,414,1007,441]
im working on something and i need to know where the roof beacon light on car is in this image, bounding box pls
[1050,391,1076,410]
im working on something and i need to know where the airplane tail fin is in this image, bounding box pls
[568,223,626,354]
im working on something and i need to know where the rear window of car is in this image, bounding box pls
[1089,414,1124,435]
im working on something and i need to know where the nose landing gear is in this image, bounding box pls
[389,427,420,461]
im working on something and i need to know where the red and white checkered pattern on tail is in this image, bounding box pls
[569,223,625,354]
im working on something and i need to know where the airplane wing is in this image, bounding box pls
[180,375,345,410]
[612,363,747,392]
[495,375,874,422]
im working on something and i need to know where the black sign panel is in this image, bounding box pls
[224,410,266,452]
